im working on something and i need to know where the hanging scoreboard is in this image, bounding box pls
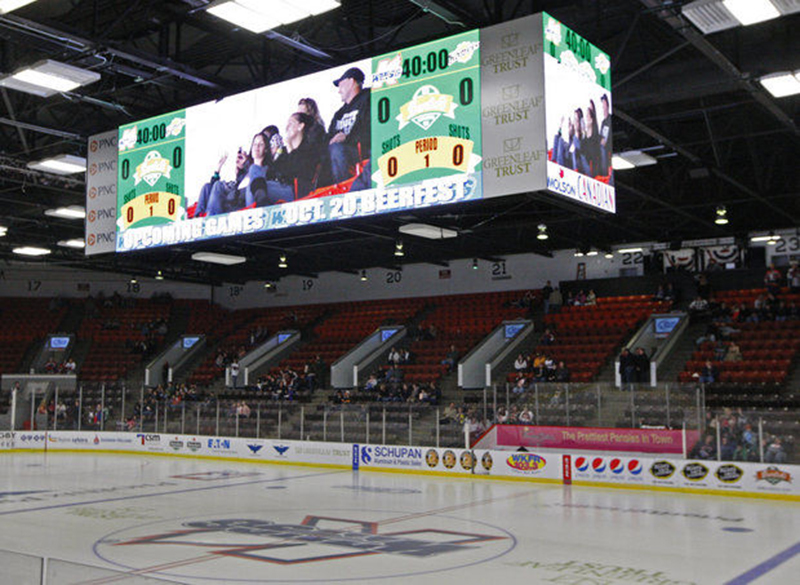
[108,13,612,254]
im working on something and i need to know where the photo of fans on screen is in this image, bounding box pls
[184,60,372,219]
[544,54,612,184]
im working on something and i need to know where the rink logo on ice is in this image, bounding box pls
[650,460,676,480]
[755,466,792,485]
[681,463,709,482]
[506,453,546,473]
[715,464,744,484]
[108,516,509,565]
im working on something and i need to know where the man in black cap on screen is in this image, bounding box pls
[328,66,371,188]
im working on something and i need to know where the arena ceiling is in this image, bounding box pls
[0,0,797,285]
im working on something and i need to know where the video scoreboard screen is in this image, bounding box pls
[107,13,612,254]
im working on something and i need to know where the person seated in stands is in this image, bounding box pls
[695,323,719,346]
[387,346,401,366]
[549,389,562,406]
[724,341,742,362]
[775,300,789,322]
[554,361,570,383]
[496,407,509,424]
[539,328,555,346]
[574,290,587,306]
[712,301,732,322]
[512,377,527,395]
[417,385,431,403]
[235,401,251,418]
[713,339,728,361]
[519,406,533,424]
[44,357,58,373]
[719,435,736,462]
[64,358,76,373]
[441,345,460,373]
[364,374,379,392]
[400,348,412,364]
[532,352,547,382]
[698,360,717,385]
[765,437,787,464]
[441,402,458,424]
[549,287,563,313]
[544,355,557,381]
[653,284,666,301]
[565,290,575,306]
[695,435,716,460]
[585,289,597,305]
[513,353,528,373]
[764,263,782,296]
[689,296,710,320]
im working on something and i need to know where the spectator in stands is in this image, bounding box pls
[664,283,677,302]
[441,402,458,424]
[585,289,597,306]
[764,437,787,463]
[512,377,527,395]
[696,274,712,299]
[713,340,728,361]
[513,353,528,373]
[519,406,533,424]
[574,290,587,306]
[542,280,553,314]
[554,361,570,383]
[633,348,650,384]
[544,355,557,381]
[653,284,666,301]
[764,263,782,295]
[539,328,555,346]
[689,296,710,321]
[313,355,327,388]
[44,357,58,373]
[549,287,563,313]
[230,360,240,388]
[695,435,716,460]
[441,345,460,373]
[733,439,758,462]
[788,261,800,293]
[364,374,379,392]
[698,360,717,385]
[387,346,401,366]
[719,436,736,461]
[619,349,635,389]
[724,341,742,362]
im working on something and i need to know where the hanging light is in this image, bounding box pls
[278,254,288,268]
[715,206,729,225]
[360,269,368,281]
[537,224,549,240]
[154,270,164,281]
[394,239,404,257]
[472,258,479,270]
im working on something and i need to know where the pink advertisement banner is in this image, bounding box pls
[496,425,698,455]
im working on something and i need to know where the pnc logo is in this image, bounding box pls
[87,234,96,246]
[88,210,97,223]
[89,187,97,199]
[89,163,98,175]
[90,140,98,152]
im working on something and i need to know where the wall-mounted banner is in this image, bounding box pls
[85,130,119,255]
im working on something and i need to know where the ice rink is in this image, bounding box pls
[1,452,798,584]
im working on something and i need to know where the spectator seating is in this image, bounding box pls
[0,298,66,376]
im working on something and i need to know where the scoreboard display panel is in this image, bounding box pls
[110,13,612,253]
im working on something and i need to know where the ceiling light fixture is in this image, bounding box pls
[715,206,729,225]
[13,246,51,256]
[191,252,247,265]
[399,223,458,240]
[207,0,341,34]
[537,224,549,240]
[574,250,585,257]
[279,254,288,269]
[750,234,782,243]
[44,205,85,220]
[759,71,800,98]
[155,270,164,281]
[0,60,101,97]
[472,258,479,270]
[604,252,614,259]
[57,239,85,249]
[586,250,599,257]
[360,269,368,281]
[0,0,39,14]
[27,154,86,175]
[394,240,404,257]
[613,150,658,170]
[0,226,7,237]
[130,276,138,284]
[617,247,644,254]
[722,0,780,26]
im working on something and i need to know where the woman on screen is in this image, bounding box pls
[297,97,327,144]
[580,100,602,177]
[204,131,271,215]
[249,112,325,207]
